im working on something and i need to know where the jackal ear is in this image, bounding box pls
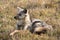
[23,9,27,13]
[17,7,24,12]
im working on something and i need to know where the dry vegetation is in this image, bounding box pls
[0,0,60,40]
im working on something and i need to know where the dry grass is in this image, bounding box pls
[0,0,60,40]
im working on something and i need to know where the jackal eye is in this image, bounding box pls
[18,13,22,16]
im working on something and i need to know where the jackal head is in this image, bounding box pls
[14,7,27,20]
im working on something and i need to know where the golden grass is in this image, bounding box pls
[0,0,60,40]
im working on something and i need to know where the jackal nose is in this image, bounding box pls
[14,16,17,19]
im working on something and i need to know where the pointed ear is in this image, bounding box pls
[23,9,27,13]
[17,7,24,11]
